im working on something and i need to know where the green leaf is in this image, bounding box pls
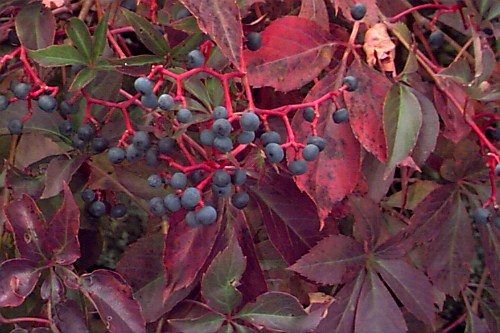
[92,14,109,63]
[107,55,164,67]
[236,292,314,332]
[15,2,55,50]
[69,67,97,92]
[438,58,472,84]
[168,302,225,333]
[201,236,246,314]
[121,8,169,56]
[28,45,87,67]
[383,84,422,174]
[66,18,93,62]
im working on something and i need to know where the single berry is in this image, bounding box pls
[158,137,175,154]
[171,172,188,190]
[186,211,201,228]
[181,187,201,210]
[429,30,444,50]
[350,3,367,20]
[148,174,163,188]
[81,189,96,203]
[232,169,247,186]
[38,95,57,113]
[213,136,233,153]
[288,160,308,175]
[77,124,95,142]
[8,119,23,135]
[196,206,217,225]
[231,192,250,209]
[92,137,109,153]
[238,131,255,144]
[246,32,262,51]
[58,121,73,136]
[212,118,232,137]
[120,0,137,11]
[149,197,167,217]
[200,129,215,146]
[189,170,205,185]
[146,147,160,167]
[108,147,125,164]
[89,201,106,218]
[164,194,181,212]
[141,94,158,108]
[110,203,127,218]
[240,112,260,131]
[471,207,490,225]
[308,136,326,152]
[261,131,281,146]
[133,131,151,151]
[496,163,500,176]
[212,106,228,119]
[60,101,75,115]
[187,50,205,69]
[126,144,143,162]
[158,94,174,110]
[72,135,86,149]
[134,77,154,95]
[303,107,315,122]
[333,108,349,124]
[176,108,193,123]
[212,170,231,187]
[13,82,31,100]
[212,183,232,197]
[342,76,358,92]
[302,144,320,161]
[0,95,9,111]
[265,143,284,163]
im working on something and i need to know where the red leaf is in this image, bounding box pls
[315,270,365,333]
[333,0,379,24]
[4,195,48,261]
[299,0,329,31]
[349,195,388,249]
[180,0,243,69]
[292,67,361,224]
[344,61,392,162]
[45,183,81,265]
[0,259,41,307]
[41,156,85,199]
[375,259,436,326]
[248,175,329,264]
[53,299,90,333]
[478,225,500,291]
[354,269,408,333]
[79,269,146,333]
[289,234,365,285]
[244,16,334,92]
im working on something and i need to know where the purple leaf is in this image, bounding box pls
[79,269,146,333]
[53,299,90,333]
[41,156,85,199]
[0,259,41,307]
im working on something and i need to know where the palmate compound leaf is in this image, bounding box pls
[201,234,246,314]
[235,292,316,332]
[289,234,365,285]
[244,16,334,92]
[180,0,243,69]
[79,269,146,333]
[0,259,41,307]
[383,83,423,175]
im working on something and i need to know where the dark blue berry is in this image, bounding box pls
[429,31,444,50]
[237,131,255,144]
[303,107,315,122]
[77,124,95,142]
[261,131,281,146]
[164,194,181,212]
[108,147,125,164]
[307,136,326,152]
[149,197,166,217]
[240,112,260,131]
[0,95,9,111]
[231,192,249,209]
[81,189,96,203]
[158,94,174,110]
[333,108,349,123]
[171,172,188,190]
[92,137,109,153]
[213,136,233,153]
[120,0,137,11]
[38,95,57,113]
[212,170,231,187]
[110,203,127,218]
[134,77,154,95]
[302,144,320,161]
[176,108,193,123]
[60,101,75,115]
[265,143,284,163]
[72,135,86,149]
[158,137,175,154]
[288,160,308,175]
[350,3,367,20]
[196,206,217,225]
[212,119,232,137]
[126,144,143,162]
[496,163,500,176]
[133,131,151,151]
[148,174,163,188]
[141,94,158,108]
[471,207,490,225]
[212,183,232,197]
[89,201,106,218]
[212,106,228,119]
[13,83,31,100]
[200,129,215,146]
[232,169,247,186]
[59,121,73,136]
[246,32,262,51]
[146,147,160,167]
[186,211,200,228]
[187,50,205,69]
[181,187,201,210]
[8,119,23,135]
[342,76,358,92]
[189,170,206,185]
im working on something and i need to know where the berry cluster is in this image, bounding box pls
[81,189,128,219]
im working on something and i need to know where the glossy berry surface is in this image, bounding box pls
[200,129,215,146]
[187,50,205,69]
[77,124,95,142]
[333,108,349,124]
[158,94,174,110]
[265,143,284,163]
[185,211,200,228]
[91,137,109,153]
[246,32,262,51]
[342,76,358,92]
[59,121,73,136]
[350,3,367,20]
[13,82,31,100]
[0,95,8,111]
[231,192,250,209]
[232,169,247,186]
[212,119,232,137]
[38,95,57,113]
[158,137,175,154]
[429,30,444,50]
[146,148,160,167]
[126,144,143,162]
[134,77,154,95]
[59,101,75,115]
[303,107,315,122]
[212,184,232,197]
[141,94,158,108]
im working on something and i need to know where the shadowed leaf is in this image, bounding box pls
[299,0,329,31]
[92,13,108,62]
[244,16,333,92]
[478,225,500,292]
[53,299,90,333]
[41,156,85,199]
[66,18,92,62]
[69,67,96,92]
[15,2,55,50]
[0,259,41,307]
[79,269,146,333]
[168,301,225,333]
[409,90,439,166]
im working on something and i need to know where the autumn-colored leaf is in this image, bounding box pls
[478,225,500,292]
[411,89,440,166]
[53,299,90,333]
[332,0,380,24]
[289,234,365,285]
[41,156,85,199]
[15,2,55,50]
[244,16,333,92]
[79,270,146,333]
[180,0,243,69]
[344,61,391,162]
[0,259,41,307]
[349,196,387,249]
[299,0,329,31]
[363,23,396,73]
[14,133,68,169]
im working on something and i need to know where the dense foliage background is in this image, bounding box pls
[0,0,499,332]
